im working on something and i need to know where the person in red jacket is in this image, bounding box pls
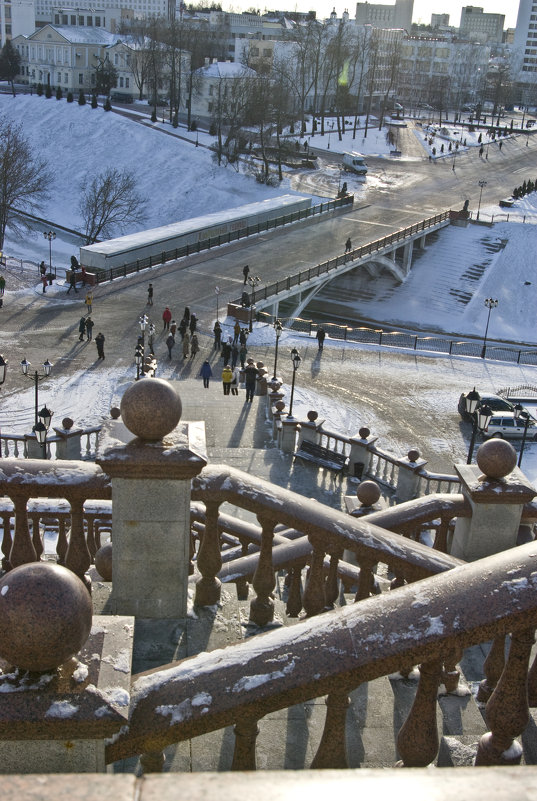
[162,306,172,331]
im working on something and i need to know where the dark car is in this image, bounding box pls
[458,392,516,422]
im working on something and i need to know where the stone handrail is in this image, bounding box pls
[106,540,537,768]
[0,426,101,460]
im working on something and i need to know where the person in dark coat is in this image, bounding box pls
[316,327,326,350]
[189,313,197,334]
[239,344,248,368]
[166,333,175,359]
[95,332,105,359]
[78,316,86,341]
[147,283,153,305]
[178,318,187,340]
[243,264,250,284]
[200,359,212,388]
[183,306,190,324]
[345,237,352,253]
[239,328,248,346]
[67,271,78,294]
[213,321,222,350]
[221,339,232,363]
[85,316,94,341]
[244,359,258,403]
[231,343,239,370]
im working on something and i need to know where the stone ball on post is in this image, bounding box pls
[94,542,113,582]
[357,480,381,507]
[0,563,93,672]
[120,378,182,441]
[476,439,517,480]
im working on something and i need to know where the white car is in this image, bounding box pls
[482,413,537,441]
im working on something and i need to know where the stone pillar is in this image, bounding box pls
[418,234,427,249]
[255,362,268,396]
[450,440,536,562]
[296,411,324,448]
[403,240,413,274]
[280,417,298,454]
[53,417,82,460]
[271,400,286,440]
[96,379,207,618]
[348,427,377,480]
[395,449,428,502]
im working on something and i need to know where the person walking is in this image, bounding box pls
[244,359,258,403]
[189,313,197,335]
[316,326,326,351]
[67,270,78,294]
[147,323,155,355]
[178,317,187,340]
[233,320,241,344]
[170,319,177,337]
[78,316,86,341]
[239,344,248,369]
[162,306,172,331]
[95,332,105,360]
[85,316,94,341]
[230,366,240,396]
[243,264,250,284]
[213,320,222,350]
[85,289,93,313]
[200,359,212,388]
[147,283,153,305]
[345,237,352,253]
[221,338,232,363]
[239,328,248,346]
[166,332,175,359]
[183,306,190,325]
[222,364,233,395]
[231,342,239,370]
[190,333,199,359]
[41,273,48,293]
[182,334,190,359]
[40,261,46,278]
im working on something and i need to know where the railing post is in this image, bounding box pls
[249,512,276,626]
[232,716,259,770]
[195,500,222,607]
[397,658,443,767]
[347,427,377,480]
[96,380,207,618]
[65,495,92,591]
[395,449,428,502]
[303,534,326,617]
[477,635,506,704]
[311,689,350,769]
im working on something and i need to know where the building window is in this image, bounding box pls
[78,16,84,25]
[95,16,100,26]
[209,84,213,96]
[87,16,92,26]
[208,101,213,112]
[62,14,67,24]
[114,54,118,65]
[71,15,76,24]
[79,73,83,84]
[64,73,68,83]
[125,77,129,87]
[119,76,124,87]
[57,72,61,82]
[54,14,59,23]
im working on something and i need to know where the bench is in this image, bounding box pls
[294,440,347,473]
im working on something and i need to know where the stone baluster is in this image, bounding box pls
[1,513,12,570]
[303,536,326,617]
[29,513,44,560]
[528,651,537,707]
[10,491,37,567]
[56,516,69,565]
[285,563,303,618]
[140,750,166,774]
[249,513,276,627]
[396,659,442,767]
[442,645,463,693]
[311,690,350,769]
[195,500,222,607]
[85,513,97,560]
[477,635,506,703]
[476,627,535,765]
[324,551,340,609]
[65,495,92,591]
[231,716,260,770]
[235,536,250,601]
[355,558,376,602]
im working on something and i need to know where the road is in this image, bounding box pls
[1,117,536,473]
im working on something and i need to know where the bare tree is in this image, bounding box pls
[79,168,147,244]
[0,121,51,250]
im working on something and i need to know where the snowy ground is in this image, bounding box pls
[1,93,537,487]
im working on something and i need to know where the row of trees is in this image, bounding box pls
[512,179,537,199]
[0,121,145,249]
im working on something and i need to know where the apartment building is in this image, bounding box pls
[0,0,34,46]
[355,0,413,33]
[459,6,505,44]
[514,0,537,95]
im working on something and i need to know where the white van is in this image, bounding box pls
[342,152,368,175]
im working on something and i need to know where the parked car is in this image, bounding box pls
[482,413,537,440]
[458,392,516,422]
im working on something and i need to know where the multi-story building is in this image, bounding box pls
[34,0,173,28]
[50,5,132,34]
[0,0,34,46]
[431,14,449,29]
[355,0,413,33]
[513,0,537,101]
[459,6,505,44]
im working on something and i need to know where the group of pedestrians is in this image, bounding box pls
[161,302,200,362]
[200,358,257,401]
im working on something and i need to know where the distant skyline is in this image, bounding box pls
[225,1,520,29]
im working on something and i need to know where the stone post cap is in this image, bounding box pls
[397,448,427,471]
[455,439,537,505]
[349,427,378,445]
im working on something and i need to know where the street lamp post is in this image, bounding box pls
[139,314,148,346]
[514,404,531,467]
[20,357,53,458]
[0,354,7,388]
[43,231,56,278]
[215,286,220,322]
[465,389,492,464]
[477,179,487,220]
[272,319,283,380]
[287,348,301,418]
[247,275,261,332]
[135,344,144,380]
[481,297,498,359]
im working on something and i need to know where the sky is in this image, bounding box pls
[0,93,536,485]
[225,1,520,29]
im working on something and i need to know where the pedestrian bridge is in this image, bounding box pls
[232,210,456,321]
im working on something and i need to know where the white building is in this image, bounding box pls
[190,59,256,124]
[459,6,505,44]
[0,0,34,46]
[355,0,413,33]
[514,0,537,100]
[34,0,173,28]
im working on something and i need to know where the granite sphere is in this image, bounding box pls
[476,439,517,480]
[357,480,381,506]
[94,543,113,582]
[0,563,93,672]
[120,378,182,440]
